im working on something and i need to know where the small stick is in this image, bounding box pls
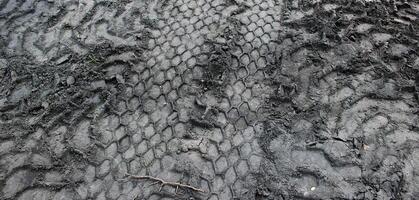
[126,173,206,193]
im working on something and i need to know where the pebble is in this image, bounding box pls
[66,76,75,85]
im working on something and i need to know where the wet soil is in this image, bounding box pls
[0,0,418,199]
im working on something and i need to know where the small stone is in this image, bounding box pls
[41,101,49,109]
[66,76,75,85]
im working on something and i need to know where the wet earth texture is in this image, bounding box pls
[1,0,419,199]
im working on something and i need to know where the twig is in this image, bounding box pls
[125,173,206,193]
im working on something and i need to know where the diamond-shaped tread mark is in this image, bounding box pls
[134,82,145,97]
[128,97,140,111]
[225,124,235,138]
[151,110,163,123]
[118,136,130,153]
[142,149,154,167]
[245,32,255,42]
[213,176,225,192]
[166,68,176,81]
[154,71,166,85]
[231,95,242,107]
[212,128,224,143]
[121,112,135,126]
[252,38,263,49]
[207,143,219,158]
[220,187,233,199]
[220,140,232,153]
[219,98,231,111]
[150,133,161,146]
[162,127,173,142]
[131,130,142,144]
[240,143,252,157]
[261,1,272,10]
[105,143,117,158]
[192,65,203,79]
[106,181,121,199]
[175,26,186,36]
[249,155,262,171]
[138,115,149,128]
[123,146,136,160]
[155,143,167,159]
[176,44,187,56]
[228,108,240,120]
[240,54,251,66]
[149,160,161,176]
[144,125,155,139]
[236,160,249,178]
[186,57,197,68]
[216,157,228,173]
[136,141,148,156]
[242,127,255,141]
[237,67,248,79]
[256,18,265,27]
[170,36,181,47]
[129,158,141,174]
[168,90,178,102]
[240,15,251,25]
[242,89,252,101]
[97,160,111,178]
[225,167,237,184]
[148,85,162,99]
[208,195,219,200]
[143,99,157,113]
[228,149,240,165]
[232,133,244,147]
[171,76,183,89]
[235,117,248,130]
[249,13,259,22]
[161,81,172,95]
[182,50,193,63]
[248,96,260,112]
[251,49,260,61]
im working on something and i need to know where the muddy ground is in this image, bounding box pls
[0,0,419,199]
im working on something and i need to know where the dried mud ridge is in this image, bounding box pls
[0,0,418,199]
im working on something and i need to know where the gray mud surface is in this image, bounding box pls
[1,0,419,199]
